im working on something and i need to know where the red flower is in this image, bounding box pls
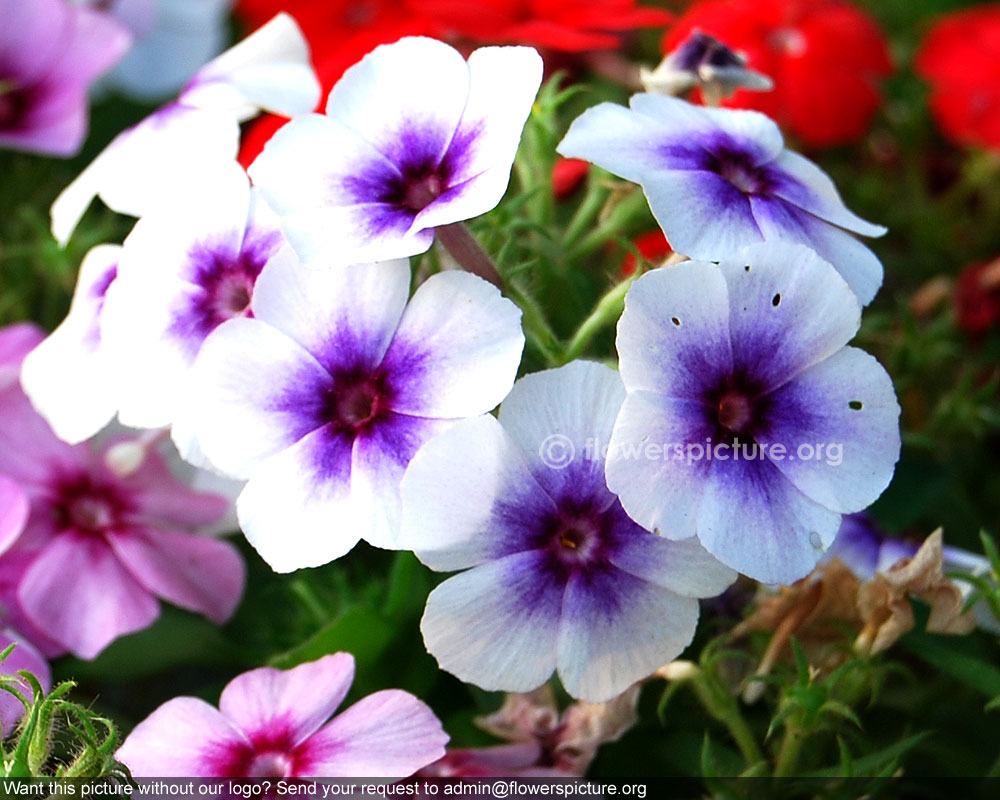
[955,259,1000,336]
[622,230,672,277]
[662,0,891,148]
[552,157,589,198]
[916,5,1000,152]
[411,0,671,52]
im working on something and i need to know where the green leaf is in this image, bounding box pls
[805,732,932,778]
[268,606,395,672]
[901,630,1000,697]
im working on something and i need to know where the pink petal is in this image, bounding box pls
[116,696,251,777]
[219,653,356,748]
[112,444,230,530]
[296,690,448,778]
[18,533,160,659]
[107,527,244,624]
[0,475,28,554]
[0,550,66,658]
[0,323,44,387]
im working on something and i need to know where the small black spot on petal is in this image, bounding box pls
[848,400,863,410]
[671,316,681,326]
[772,293,781,307]
[744,264,751,272]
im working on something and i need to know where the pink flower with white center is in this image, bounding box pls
[0,324,245,660]
[0,0,131,157]
[50,12,320,246]
[249,36,543,265]
[116,652,448,778]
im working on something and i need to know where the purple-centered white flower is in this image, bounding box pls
[398,361,736,702]
[80,0,232,101]
[558,94,887,305]
[249,36,543,265]
[95,160,283,436]
[0,0,131,156]
[116,652,448,778]
[185,256,524,572]
[607,243,901,585]
[21,245,122,444]
[50,12,319,246]
[0,323,246,660]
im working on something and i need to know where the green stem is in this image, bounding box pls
[773,717,806,778]
[565,190,650,263]
[561,275,637,363]
[692,673,766,770]
[504,281,564,366]
[561,179,611,251]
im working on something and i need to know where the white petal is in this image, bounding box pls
[421,551,562,693]
[20,245,122,443]
[609,534,736,598]
[557,568,700,702]
[186,318,332,479]
[398,415,557,570]
[251,253,411,374]
[237,427,361,573]
[181,12,320,120]
[382,271,524,418]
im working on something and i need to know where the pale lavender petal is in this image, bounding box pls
[750,196,883,306]
[0,323,44,389]
[0,385,84,487]
[20,245,121,444]
[422,551,563,692]
[770,151,887,238]
[107,527,244,624]
[236,427,359,573]
[251,254,411,375]
[719,243,861,393]
[296,689,448,778]
[0,629,50,737]
[556,566,700,702]
[757,347,901,514]
[497,361,624,507]
[219,653,355,748]
[381,271,524,419]
[616,261,732,398]
[605,391,714,540]
[18,533,160,659]
[399,415,558,570]
[824,513,882,579]
[349,412,453,550]
[608,530,736,598]
[116,696,250,777]
[695,456,842,585]
[187,318,332,480]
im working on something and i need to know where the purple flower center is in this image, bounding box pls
[247,751,293,778]
[712,151,770,195]
[326,371,392,435]
[553,515,603,564]
[401,172,445,212]
[212,272,254,319]
[0,80,27,128]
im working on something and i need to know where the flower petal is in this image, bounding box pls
[421,551,562,692]
[719,243,861,392]
[296,689,448,778]
[219,653,356,747]
[116,697,249,777]
[236,427,360,573]
[758,346,901,514]
[20,245,121,444]
[695,456,842,585]
[107,527,244,624]
[556,567,700,702]
[400,414,558,570]
[19,533,160,659]
[187,318,332,480]
[251,254,411,375]
[381,271,524,418]
[608,533,736,598]
[0,476,28,555]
